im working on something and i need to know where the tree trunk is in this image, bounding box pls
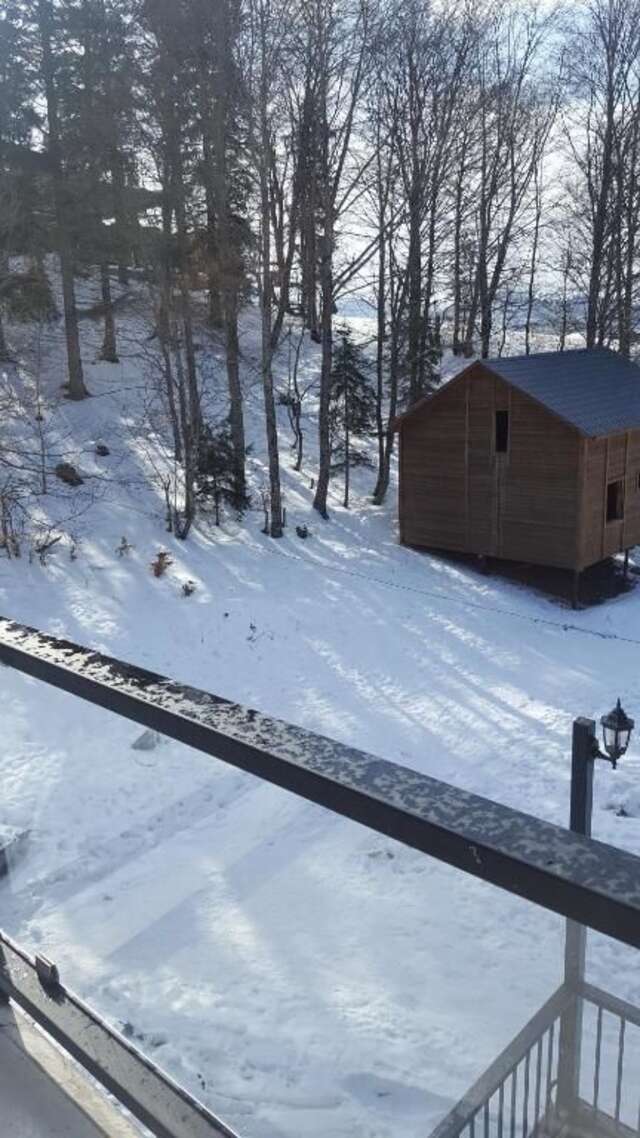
[99,262,118,362]
[225,301,245,505]
[559,262,569,352]
[498,288,511,357]
[452,164,465,356]
[38,0,88,399]
[174,194,201,442]
[287,327,305,471]
[418,187,439,389]
[299,84,320,338]
[60,254,87,398]
[407,199,422,403]
[0,310,10,362]
[206,204,223,328]
[373,216,386,500]
[463,268,480,357]
[343,377,350,509]
[300,190,319,337]
[112,154,130,287]
[158,185,183,463]
[0,260,10,362]
[0,255,11,361]
[372,316,400,506]
[269,146,301,351]
[258,53,283,538]
[211,0,245,504]
[586,88,616,348]
[313,218,333,518]
[312,36,333,519]
[619,110,639,359]
[263,361,283,536]
[172,342,196,539]
[373,235,405,506]
[198,81,224,328]
[161,339,182,463]
[479,287,492,358]
[524,168,541,356]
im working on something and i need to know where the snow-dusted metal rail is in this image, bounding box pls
[2,615,640,950]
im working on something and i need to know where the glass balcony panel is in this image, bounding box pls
[0,668,638,1138]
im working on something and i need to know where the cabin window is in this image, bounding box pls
[606,479,624,522]
[495,410,509,453]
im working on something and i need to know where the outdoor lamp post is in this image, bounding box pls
[559,700,635,1122]
[570,699,634,840]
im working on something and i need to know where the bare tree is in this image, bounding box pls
[388,0,476,398]
[208,0,247,506]
[293,0,370,519]
[463,4,558,358]
[0,179,22,362]
[246,0,287,536]
[524,161,543,355]
[36,0,89,399]
[280,324,312,471]
[564,0,640,351]
[187,0,249,506]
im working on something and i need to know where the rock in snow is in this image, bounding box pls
[131,729,162,752]
[54,462,84,487]
[0,824,28,878]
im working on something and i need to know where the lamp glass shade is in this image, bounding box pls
[600,699,635,761]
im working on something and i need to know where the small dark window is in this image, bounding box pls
[495,410,509,453]
[606,479,624,522]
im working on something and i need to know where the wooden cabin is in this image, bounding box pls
[395,349,640,588]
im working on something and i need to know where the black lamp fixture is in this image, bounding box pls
[599,698,635,767]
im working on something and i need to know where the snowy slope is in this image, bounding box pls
[0,278,639,1137]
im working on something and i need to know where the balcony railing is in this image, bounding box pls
[1,614,639,1137]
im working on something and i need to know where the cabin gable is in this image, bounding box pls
[399,367,471,553]
[399,363,584,570]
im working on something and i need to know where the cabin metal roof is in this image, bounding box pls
[483,348,640,437]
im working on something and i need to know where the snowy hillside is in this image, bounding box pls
[1,281,640,1138]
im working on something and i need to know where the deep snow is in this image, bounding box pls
[0,276,639,1137]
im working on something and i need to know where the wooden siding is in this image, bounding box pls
[467,369,495,554]
[581,429,640,568]
[399,364,583,570]
[400,374,468,552]
[498,386,582,569]
[623,430,640,551]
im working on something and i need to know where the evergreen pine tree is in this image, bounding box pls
[423,314,443,393]
[196,420,248,526]
[0,0,41,359]
[329,328,375,508]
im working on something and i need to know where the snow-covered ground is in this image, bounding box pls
[0,278,639,1137]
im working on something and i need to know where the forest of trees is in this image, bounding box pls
[1,0,640,538]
